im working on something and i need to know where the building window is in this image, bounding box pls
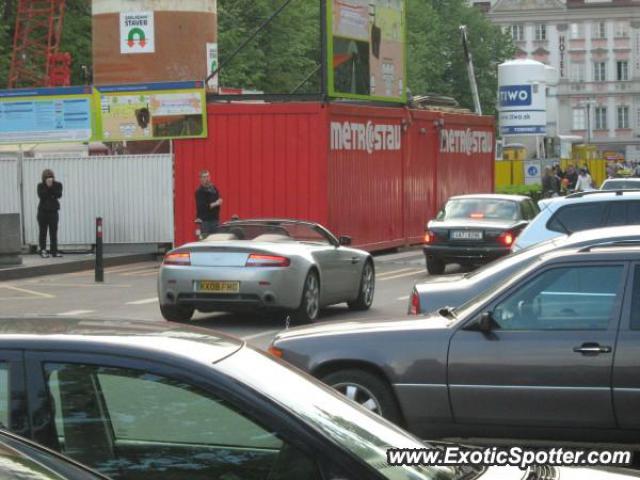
[570,23,584,39]
[593,21,606,39]
[508,24,524,41]
[595,107,607,130]
[570,63,585,82]
[615,21,628,38]
[617,106,629,129]
[535,24,546,41]
[594,62,606,82]
[573,108,586,130]
[617,61,628,81]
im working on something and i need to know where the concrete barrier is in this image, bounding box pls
[0,214,22,266]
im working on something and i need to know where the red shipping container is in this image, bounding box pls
[173,102,495,250]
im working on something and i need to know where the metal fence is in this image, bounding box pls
[0,154,174,246]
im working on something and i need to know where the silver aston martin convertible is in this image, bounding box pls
[158,219,375,323]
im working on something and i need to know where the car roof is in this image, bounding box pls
[540,245,640,262]
[602,178,640,183]
[565,225,640,243]
[0,317,243,363]
[448,194,529,202]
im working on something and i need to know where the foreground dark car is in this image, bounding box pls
[410,226,640,315]
[423,194,539,274]
[0,429,107,479]
[0,317,456,480]
[272,245,640,445]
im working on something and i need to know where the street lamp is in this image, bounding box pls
[578,99,596,145]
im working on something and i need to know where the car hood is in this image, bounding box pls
[481,466,640,479]
[428,219,523,230]
[274,315,452,342]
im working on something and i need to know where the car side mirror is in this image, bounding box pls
[338,235,352,246]
[468,311,495,333]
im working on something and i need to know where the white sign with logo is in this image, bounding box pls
[498,83,546,136]
[206,43,219,90]
[330,121,401,154]
[524,161,542,185]
[120,11,155,54]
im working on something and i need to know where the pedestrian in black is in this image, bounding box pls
[37,169,63,258]
[195,169,223,237]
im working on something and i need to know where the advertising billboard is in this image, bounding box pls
[95,81,207,141]
[498,84,546,135]
[0,86,94,144]
[327,0,406,103]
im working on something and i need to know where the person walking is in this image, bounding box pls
[542,167,560,198]
[37,169,63,258]
[575,167,594,192]
[195,169,223,237]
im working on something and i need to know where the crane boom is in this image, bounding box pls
[460,25,482,115]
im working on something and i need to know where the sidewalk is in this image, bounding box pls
[0,251,159,282]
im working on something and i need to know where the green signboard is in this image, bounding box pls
[327,0,407,103]
[94,81,207,142]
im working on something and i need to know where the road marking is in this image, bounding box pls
[23,283,132,289]
[58,310,95,316]
[0,284,54,299]
[378,269,425,281]
[242,329,280,341]
[120,267,159,277]
[126,297,158,305]
[67,263,157,277]
[376,267,416,278]
[397,295,410,301]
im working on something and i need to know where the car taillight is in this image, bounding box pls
[499,231,515,246]
[163,252,191,266]
[409,290,421,315]
[268,346,283,358]
[424,231,436,244]
[246,254,290,267]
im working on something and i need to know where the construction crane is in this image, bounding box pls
[7,0,70,89]
[459,25,482,115]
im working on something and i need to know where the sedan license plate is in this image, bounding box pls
[450,230,483,241]
[198,280,240,293]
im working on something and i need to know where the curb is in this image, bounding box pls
[0,253,158,282]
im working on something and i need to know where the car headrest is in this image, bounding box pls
[252,234,292,242]
[203,233,238,242]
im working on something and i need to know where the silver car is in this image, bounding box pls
[158,219,375,323]
[409,225,640,315]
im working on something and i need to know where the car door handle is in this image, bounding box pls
[351,257,360,264]
[573,343,612,355]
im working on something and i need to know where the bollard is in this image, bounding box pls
[95,217,104,283]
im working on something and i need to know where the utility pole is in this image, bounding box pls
[460,25,482,115]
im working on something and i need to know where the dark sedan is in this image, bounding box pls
[0,429,106,479]
[271,244,640,445]
[0,317,452,480]
[423,194,539,274]
[410,225,640,315]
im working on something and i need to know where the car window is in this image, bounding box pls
[492,265,624,331]
[0,441,73,480]
[529,199,540,216]
[547,203,606,233]
[520,201,533,220]
[438,199,519,221]
[0,364,9,429]
[631,265,640,331]
[627,202,640,224]
[605,202,627,227]
[45,363,322,480]
[601,180,640,190]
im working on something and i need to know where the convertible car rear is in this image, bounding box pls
[158,219,375,323]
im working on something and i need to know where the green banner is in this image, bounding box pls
[327,0,407,103]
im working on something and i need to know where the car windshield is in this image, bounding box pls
[601,180,640,190]
[218,348,455,480]
[217,222,332,244]
[463,236,564,279]
[437,199,519,222]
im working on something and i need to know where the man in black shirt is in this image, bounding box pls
[195,170,223,237]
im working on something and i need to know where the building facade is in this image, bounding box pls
[474,0,640,161]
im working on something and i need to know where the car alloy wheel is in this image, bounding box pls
[304,273,320,320]
[332,382,382,414]
[361,262,375,306]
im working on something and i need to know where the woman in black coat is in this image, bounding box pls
[37,169,63,258]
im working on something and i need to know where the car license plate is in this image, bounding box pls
[198,281,240,293]
[451,230,483,240]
